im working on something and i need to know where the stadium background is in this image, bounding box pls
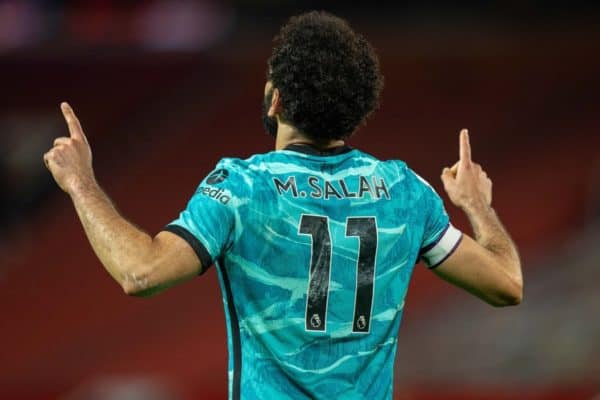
[0,1,599,399]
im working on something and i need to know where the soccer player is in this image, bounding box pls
[43,11,522,400]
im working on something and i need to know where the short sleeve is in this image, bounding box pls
[414,172,463,268]
[163,159,245,273]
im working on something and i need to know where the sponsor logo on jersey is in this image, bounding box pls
[206,168,229,184]
[272,175,390,200]
[197,185,231,204]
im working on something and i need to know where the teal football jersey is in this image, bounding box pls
[165,145,462,400]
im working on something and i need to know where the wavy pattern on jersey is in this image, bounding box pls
[170,148,451,400]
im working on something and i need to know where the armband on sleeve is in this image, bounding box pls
[420,224,463,268]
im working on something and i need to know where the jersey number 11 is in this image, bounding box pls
[299,214,377,334]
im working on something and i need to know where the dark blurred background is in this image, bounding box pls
[1,1,599,399]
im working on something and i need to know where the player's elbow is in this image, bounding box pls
[120,269,156,297]
[491,291,522,307]
[490,278,523,307]
[122,280,144,296]
[122,282,143,296]
[123,285,161,297]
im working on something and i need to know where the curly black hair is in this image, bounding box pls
[268,11,383,141]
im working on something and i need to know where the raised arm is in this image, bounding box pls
[43,103,202,296]
[434,129,522,306]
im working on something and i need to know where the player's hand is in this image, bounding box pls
[441,129,492,212]
[44,102,95,194]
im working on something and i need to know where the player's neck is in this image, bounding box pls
[274,121,345,151]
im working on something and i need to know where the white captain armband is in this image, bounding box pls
[420,224,463,268]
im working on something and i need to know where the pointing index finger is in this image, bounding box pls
[61,102,88,143]
[459,129,471,163]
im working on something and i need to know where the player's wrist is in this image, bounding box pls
[67,174,99,198]
[460,197,492,217]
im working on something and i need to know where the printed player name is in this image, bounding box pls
[273,176,390,200]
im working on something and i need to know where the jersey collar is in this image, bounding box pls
[283,144,353,156]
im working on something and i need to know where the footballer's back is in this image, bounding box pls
[168,144,459,399]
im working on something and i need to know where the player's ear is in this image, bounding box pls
[268,88,281,117]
